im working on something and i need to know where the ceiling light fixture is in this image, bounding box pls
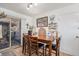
[26,3,38,10]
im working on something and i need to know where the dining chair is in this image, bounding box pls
[29,36,39,55]
[38,27,46,40]
[29,36,45,56]
[22,35,31,55]
[45,32,61,56]
[38,27,47,55]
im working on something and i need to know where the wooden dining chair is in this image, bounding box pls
[22,35,31,55]
[38,27,46,40]
[38,27,46,55]
[29,36,45,56]
[45,32,61,56]
[29,36,39,55]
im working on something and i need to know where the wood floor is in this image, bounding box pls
[0,46,71,56]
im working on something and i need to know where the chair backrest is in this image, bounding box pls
[23,35,30,45]
[38,27,46,39]
[29,36,38,52]
[30,36,38,43]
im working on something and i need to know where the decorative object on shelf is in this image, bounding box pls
[37,16,48,27]
[48,15,57,32]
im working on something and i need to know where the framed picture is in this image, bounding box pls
[37,16,48,27]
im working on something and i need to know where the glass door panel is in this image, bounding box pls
[0,17,21,50]
[11,19,21,46]
[0,18,10,49]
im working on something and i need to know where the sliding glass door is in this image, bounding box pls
[0,17,21,50]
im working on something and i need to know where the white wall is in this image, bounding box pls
[59,14,79,56]
[34,4,79,55]
[21,17,34,34]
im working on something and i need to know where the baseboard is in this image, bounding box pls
[60,50,73,56]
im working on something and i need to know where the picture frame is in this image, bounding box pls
[37,16,48,27]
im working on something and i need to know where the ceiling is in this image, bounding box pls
[0,3,75,17]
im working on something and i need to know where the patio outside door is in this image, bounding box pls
[0,17,21,50]
[0,18,10,50]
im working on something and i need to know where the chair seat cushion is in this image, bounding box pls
[46,44,56,50]
[38,43,44,48]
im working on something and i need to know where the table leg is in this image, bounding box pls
[29,42,31,56]
[49,41,52,56]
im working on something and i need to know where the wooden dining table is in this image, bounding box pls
[22,35,53,56]
[32,35,53,56]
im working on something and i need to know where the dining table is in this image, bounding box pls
[22,34,53,56]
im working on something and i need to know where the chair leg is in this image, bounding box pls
[23,42,26,55]
[56,48,57,56]
[36,51,38,55]
[56,48,60,56]
[57,48,60,56]
[23,43,26,55]
[29,43,31,56]
[45,48,47,56]
[25,44,27,55]
[43,46,45,56]
[36,47,38,55]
